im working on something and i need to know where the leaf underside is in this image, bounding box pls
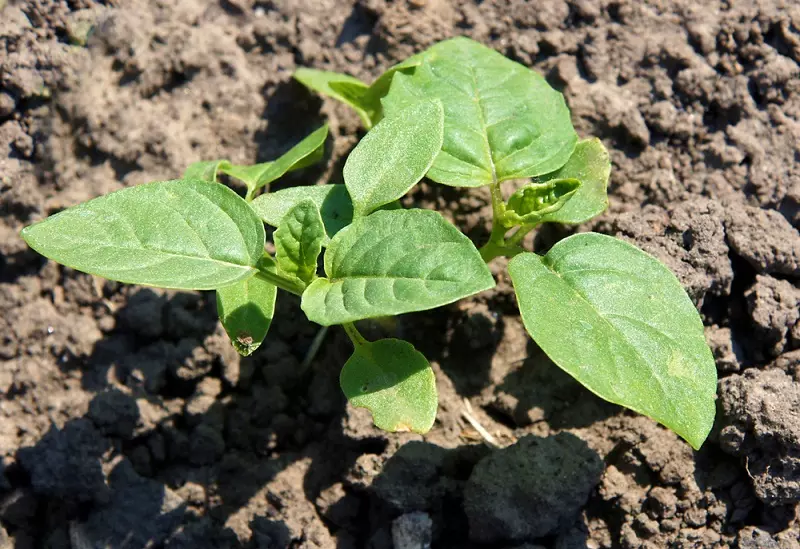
[21,179,265,290]
[382,36,578,188]
[301,209,495,326]
[340,338,437,433]
[508,233,717,449]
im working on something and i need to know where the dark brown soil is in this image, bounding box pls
[2,0,799,547]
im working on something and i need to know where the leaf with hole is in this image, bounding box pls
[344,100,444,217]
[508,233,717,449]
[538,138,611,224]
[20,179,265,290]
[301,209,495,325]
[341,338,437,433]
[216,256,278,356]
[382,37,578,188]
[274,200,325,286]
[251,184,353,245]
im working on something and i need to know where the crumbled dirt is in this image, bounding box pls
[2,0,800,547]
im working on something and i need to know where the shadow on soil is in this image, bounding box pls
[8,285,608,547]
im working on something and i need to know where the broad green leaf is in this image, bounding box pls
[503,178,581,227]
[20,179,265,290]
[294,68,371,126]
[216,256,278,356]
[251,184,353,245]
[341,338,437,433]
[301,209,495,325]
[508,233,717,449]
[539,138,611,224]
[184,160,231,182]
[382,37,578,188]
[344,100,444,217]
[274,200,325,286]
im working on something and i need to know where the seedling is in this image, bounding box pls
[21,38,716,449]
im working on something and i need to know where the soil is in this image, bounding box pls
[1,0,799,547]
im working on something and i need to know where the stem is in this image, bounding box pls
[342,322,368,347]
[506,224,536,248]
[300,325,329,371]
[478,178,512,262]
[254,267,305,296]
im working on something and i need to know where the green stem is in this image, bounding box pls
[478,179,513,262]
[506,224,537,248]
[343,322,368,347]
[254,266,305,296]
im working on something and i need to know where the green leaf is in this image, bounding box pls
[338,57,423,127]
[344,100,444,217]
[251,124,328,190]
[503,178,581,227]
[296,60,421,128]
[184,160,231,182]
[20,179,265,290]
[340,338,437,433]
[301,209,495,325]
[382,37,578,188]
[223,163,273,190]
[251,184,353,245]
[274,200,325,286]
[294,68,371,126]
[183,126,328,199]
[539,138,611,224]
[508,233,717,449]
[216,256,278,356]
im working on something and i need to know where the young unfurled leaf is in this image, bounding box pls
[184,159,231,182]
[340,338,437,433]
[20,179,265,290]
[502,178,581,227]
[274,200,325,286]
[301,209,495,325]
[344,100,444,217]
[382,37,578,188]
[539,138,611,224]
[216,256,278,356]
[251,184,353,245]
[295,59,421,128]
[508,233,717,449]
[182,125,328,198]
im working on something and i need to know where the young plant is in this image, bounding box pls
[21,38,717,449]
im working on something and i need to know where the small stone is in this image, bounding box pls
[392,512,433,549]
[0,92,16,118]
[464,434,602,543]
